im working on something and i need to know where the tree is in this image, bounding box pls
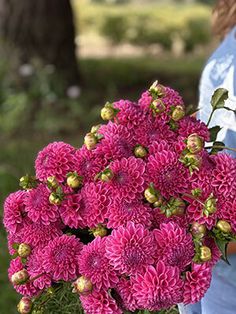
[0,0,79,85]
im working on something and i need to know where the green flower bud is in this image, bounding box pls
[66,172,83,189]
[144,185,159,204]
[101,102,118,121]
[134,145,148,158]
[171,198,186,216]
[216,220,232,233]
[47,176,59,190]
[84,133,98,150]
[11,269,29,285]
[100,169,113,182]
[187,133,204,154]
[72,276,93,295]
[17,297,32,314]
[18,243,31,258]
[200,246,212,262]
[149,81,166,98]
[191,222,207,238]
[19,175,37,190]
[171,105,185,121]
[90,225,107,238]
[151,99,166,115]
[49,192,62,205]
[204,194,217,215]
[91,124,101,134]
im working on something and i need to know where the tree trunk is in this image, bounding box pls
[0,0,79,85]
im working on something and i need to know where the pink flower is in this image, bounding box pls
[24,184,59,225]
[217,198,236,233]
[178,116,210,141]
[183,263,212,304]
[80,290,122,314]
[78,237,118,290]
[59,191,87,229]
[16,221,63,249]
[106,198,152,229]
[96,123,135,160]
[75,146,108,183]
[105,222,155,275]
[115,277,138,312]
[27,249,51,290]
[146,150,190,198]
[8,257,39,297]
[107,157,145,202]
[211,153,236,201]
[41,235,83,281]
[3,191,28,234]
[114,99,146,128]
[162,86,184,108]
[132,261,184,311]
[153,222,194,271]
[35,141,76,182]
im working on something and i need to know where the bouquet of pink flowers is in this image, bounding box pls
[4,82,236,314]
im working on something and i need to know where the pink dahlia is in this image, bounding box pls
[17,221,63,249]
[96,123,135,160]
[27,250,51,290]
[105,222,155,275]
[148,140,172,155]
[178,116,210,141]
[41,235,83,281]
[132,261,184,311]
[162,86,184,108]
[217,198,236,233]
[115,277,138,312]
[82,182,111,228]
[146,150,190,198]
[24,184,59,225]
[75,146,108,183]
[3,190,28,234]
[80,290,122,314]
[106,198,152,229]
[78,236,118,290]
[113,99,146,128]
[59,191,87,229]
[35,141,76,182]
[8,257,39,297]
[211,153,236,201]
[107,157,145,202]
[153,222,194,271]
[183,262,212,304]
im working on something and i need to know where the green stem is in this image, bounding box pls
[205,145,236,153]
[206,110,215,127]
[182,193,205,207]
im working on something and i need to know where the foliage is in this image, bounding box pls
[74,1,211,52]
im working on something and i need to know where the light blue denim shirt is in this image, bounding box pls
[198,26,236,157]
[180,27,236,314]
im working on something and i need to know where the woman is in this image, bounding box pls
[182,1,236,313]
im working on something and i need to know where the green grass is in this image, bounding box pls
[0,55,204,312]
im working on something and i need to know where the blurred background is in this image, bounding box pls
[0,0,215,312]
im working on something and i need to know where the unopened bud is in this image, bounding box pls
[149,81,166,98]
[72,276,93,295]
[200,246,212,262]
[91,124,101,134]
[191,222,207,238]
[100,169,113,182]
[47,176,59,190]
[151,99,166,115]
[66,172,83,189]
[19,175,37,190]
[49,192,62,205]
[90,225,107,237]
[171,105,185,121]
[84,133,98,150]
[216,220,232,233]
[11,269,29,285]
[101,102,117,121]
[204,194,217,215]
[187,134,204,154]
[182,153,202,173]
[171,198,186,216]
[17,297,32,314]
[144,185,159,204]
[134,145,148,158]
[18,243,31,258]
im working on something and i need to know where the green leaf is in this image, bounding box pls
[211,88,228,110]
[186,104,199,116]
[211,141,225,154]
[12,242,19,250]
[209,126,222,142]
[215,238,230,265]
